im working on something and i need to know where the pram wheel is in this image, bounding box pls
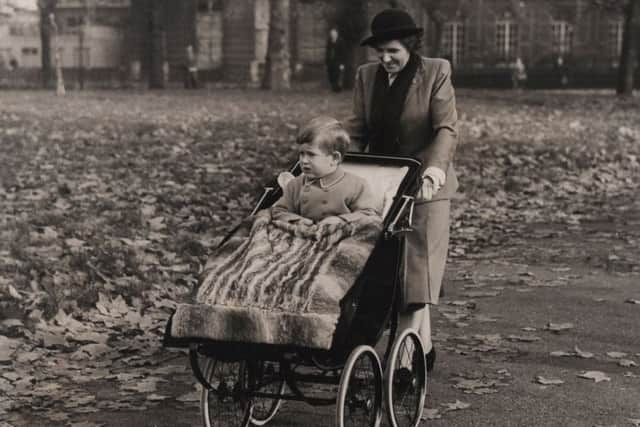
[336,345,383,427]
[249,361,285,425]
[201,358,253,427]
[384,329,427,427]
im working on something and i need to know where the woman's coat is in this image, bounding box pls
[346,56,459,305]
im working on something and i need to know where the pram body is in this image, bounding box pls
[164,153,428,427]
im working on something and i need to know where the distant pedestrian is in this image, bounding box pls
[555,55,569,88]
[184,45,199,89]
[512,57,527,90]
[325,27,347,92]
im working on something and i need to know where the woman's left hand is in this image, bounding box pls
[418,177,435,201]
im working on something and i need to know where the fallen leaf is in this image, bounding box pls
[577,371,611,383]
[67,422,104,427]
[535,375,564,386]
[176,390,200,403]
[544,322,575,333]
[421,408,441,420]
[146,393,168,401]
[550,351,573,357]
[606,351,628,359]
[442,400,471,411]
[574,346,595,359]
[7,284,22,300]
[463,291,500,298]
[506,335,541,342]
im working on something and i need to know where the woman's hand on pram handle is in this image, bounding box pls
[417,166,445,202]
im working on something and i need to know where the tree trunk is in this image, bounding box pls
[423,0,447,57]
[38,0,57,88]
[335,0,368,89]
[149,0,166,89]
[263,0,291,90]
[616,0,639,95]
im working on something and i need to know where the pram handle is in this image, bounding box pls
[386,195,415,238]
[251,186,275,216]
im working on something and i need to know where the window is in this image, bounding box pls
[73,47,90,68]
[297,2,328,63]
[21,47,38,56]
[442,21,465,66]
[66,15,85,27]
[495,20,518,61]
[608,18,624,60]
[197,0,223,12]
[9,25,24,36]
[551,20,573,54]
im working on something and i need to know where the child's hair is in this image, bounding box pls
[296,116,350,156]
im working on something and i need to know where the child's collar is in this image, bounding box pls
[304,168,345,189]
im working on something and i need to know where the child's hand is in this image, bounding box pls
[318,216,345,227]
[273,210,313,225]
[316,216,346,236]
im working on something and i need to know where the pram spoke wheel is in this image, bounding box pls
[336,345,383,427]
[201,358,253,427]
[249,361,285,426]
[385,329,427,427]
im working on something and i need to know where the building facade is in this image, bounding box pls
[0,0,634,88]
[0,1,39,69]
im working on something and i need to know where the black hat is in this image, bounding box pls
[360,9,423,46]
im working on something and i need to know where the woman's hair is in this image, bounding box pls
[376,34,423,52]
[296,116,350,156]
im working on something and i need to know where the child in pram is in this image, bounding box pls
[165,121,428,425]
[272,116,381,226]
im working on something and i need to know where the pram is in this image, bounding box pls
[164,153,427,427]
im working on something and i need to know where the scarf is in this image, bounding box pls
[368,53,420,154]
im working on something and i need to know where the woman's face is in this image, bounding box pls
[374,40,410,75]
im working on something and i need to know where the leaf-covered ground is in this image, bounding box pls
[1,89,639,426]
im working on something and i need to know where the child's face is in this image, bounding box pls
[298,139,339,179]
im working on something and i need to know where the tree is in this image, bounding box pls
[148,0,166,89]
[262,0,291,90]
[592,0,640,95]
[617,0,639,95]
[423,0,447,57]
[37,0,57,88]
[334,0,368,89]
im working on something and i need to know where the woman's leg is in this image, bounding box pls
[397,306,432,352]
[397,305,432,370]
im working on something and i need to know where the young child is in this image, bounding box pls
[272,116,380,226]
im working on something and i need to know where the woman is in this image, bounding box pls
[346,8,459,372]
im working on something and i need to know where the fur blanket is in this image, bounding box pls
[169,209,382,350]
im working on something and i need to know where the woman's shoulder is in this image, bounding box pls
[356,61,379,77]
[419,56,451,72]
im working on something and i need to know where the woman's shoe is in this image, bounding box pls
[426,347,436,372]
